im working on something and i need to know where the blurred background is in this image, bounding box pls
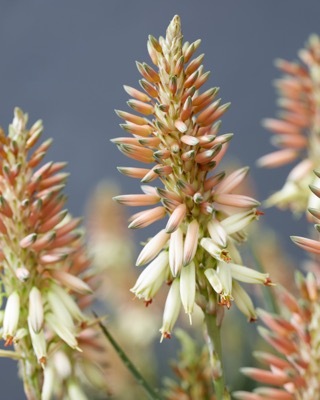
[0,1,320,398]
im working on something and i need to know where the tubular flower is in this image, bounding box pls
[233,272,320,400]
[113,15,271,340]
[0,108,107,399]
[258,34,320,215]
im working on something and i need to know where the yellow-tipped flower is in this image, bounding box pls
[114,15,270,339]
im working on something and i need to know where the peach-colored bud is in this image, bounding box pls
[165,204,187,233]
[241,367,290,386]
[232,392,264,400]
[136,229,170,266]
[169,228,184,277]
[124,85,151,103]
[139,79,158,98]
[196,99,221,125]
[127,99,154,115]
[216,166,249,194]
[256,149,298,168]
[113,194,160,207]
[51,270,92,294]
[117,166,150,179]
[258,326,297,356]
[254,387,294,400]
[183,220,199,266]
[215,193,260,208]
[262,118,301,135]
[115,109,148,125]
[129,206,166,229]
[291,235,320,254]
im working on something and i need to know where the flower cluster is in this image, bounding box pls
[259,34,320,215]
[114,15,271,340]
[234,179,320,400]
[0,108,107,399]
[233,273,320,400]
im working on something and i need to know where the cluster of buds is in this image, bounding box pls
[258,34,320,215]
[0,108,107,399]
[233,272,320,400]
[163,329,216,400]
[113,15,272,340]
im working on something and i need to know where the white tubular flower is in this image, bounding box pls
[204,268,223,295]
[42,366,55,400]
[28,318,47,365]
[46,291,76,333]
[46,313,80,351]
[49,283,86,322]
[67,380,88,400]
[229,263,271,285]
[180,262,196,323]
[131,251,169,304]
[28,286,44,334]
[3,291,20,345]
[207,220,227,247]
[220,209,258,235]
[200,238,231,263]
[232,281,257,322]
[217,262,233,308]
[160,279,181,341]
[169,228,184,277]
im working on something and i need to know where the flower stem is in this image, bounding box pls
[204,313,230,400]
[95,313,163,400]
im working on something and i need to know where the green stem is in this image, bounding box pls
[204,313,230,400]
[94,312,162,400]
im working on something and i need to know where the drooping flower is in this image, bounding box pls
[113,15,271,340]
[0,108,108,399]
[258,34,320,215]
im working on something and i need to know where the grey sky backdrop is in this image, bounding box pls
[0,1,320,398]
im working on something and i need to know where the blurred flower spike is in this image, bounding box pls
[113,15,271,340]
[234,272,320,400]
[259,34,320,215]
[0,108,106,399]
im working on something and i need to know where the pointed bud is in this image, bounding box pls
[180,262,196,323]
[3,291,20,345]
[29,287,44,333]
[136,229,170,266]
[160,279,181,341]
[183,220,199,266]
[169,228,184,276]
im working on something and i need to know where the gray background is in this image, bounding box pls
[0,1,319,398]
